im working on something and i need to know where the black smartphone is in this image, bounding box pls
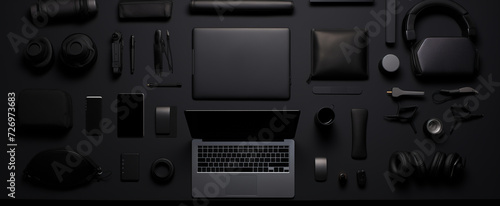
[86,95,102,136]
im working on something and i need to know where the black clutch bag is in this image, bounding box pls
[308,29,369,83]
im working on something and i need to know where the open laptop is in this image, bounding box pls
[192,28,291,100]
[186,110,300,198]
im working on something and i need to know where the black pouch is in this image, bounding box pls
[23,148,104,190]
[119,0,173,20]
[308,29,369,83]
[18,89,73,134]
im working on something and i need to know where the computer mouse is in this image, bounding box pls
[315,157,327,182]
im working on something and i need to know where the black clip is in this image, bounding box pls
[112,32,123,75]
[449,104,484,134]
[385,104,419,134]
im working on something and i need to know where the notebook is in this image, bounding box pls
[186,110,300,198]
[192,28,291,100]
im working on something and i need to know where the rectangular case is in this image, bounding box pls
[121,153,140,182]
[119,0,173,20]
[190,0,294,13]
[18,89,73,134]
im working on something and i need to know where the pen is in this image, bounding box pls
[130,35,135,75]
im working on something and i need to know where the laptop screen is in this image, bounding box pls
[185,110,300,140]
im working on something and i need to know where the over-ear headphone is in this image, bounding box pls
[403,0,479,78]
[389,151,466,183]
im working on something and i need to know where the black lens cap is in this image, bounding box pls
[60,33,97,71]
[151,158,174,183]
[24,37,54,70]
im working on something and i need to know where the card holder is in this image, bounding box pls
[308,29,368,83]
[119,0,173,20]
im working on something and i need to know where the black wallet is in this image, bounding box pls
[309,29,368,82]
[119,0,173,20]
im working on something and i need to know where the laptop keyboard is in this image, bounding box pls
[197,145,290,173]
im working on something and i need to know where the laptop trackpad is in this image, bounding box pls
[225,175,257,196]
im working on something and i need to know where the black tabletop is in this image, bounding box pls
[1,0,500,203]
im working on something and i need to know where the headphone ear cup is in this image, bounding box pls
[410,42,421,76]
[409,151,427,179]
[443,153,466,181]
[389,151,413,178]
[428,152,445,179]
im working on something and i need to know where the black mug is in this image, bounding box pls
[316,106,335,126]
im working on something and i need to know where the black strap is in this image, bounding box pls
[432,91,456,104]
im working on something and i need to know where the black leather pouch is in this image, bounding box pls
[119,0,173,20]
[18,89,73,134]
[23,148,103,190]
[309,29,368,83]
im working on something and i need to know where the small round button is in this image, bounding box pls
[380,54,400,73]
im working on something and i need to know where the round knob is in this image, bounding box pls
[380,54,400,73]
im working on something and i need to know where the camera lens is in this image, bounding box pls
[30,0,98,26]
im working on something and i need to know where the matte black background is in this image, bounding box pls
[1,0,500,204]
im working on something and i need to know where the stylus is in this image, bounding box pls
[130,35,135,75]
[147,83,182,88]
[387,87,425,98]
[313,86,363,95]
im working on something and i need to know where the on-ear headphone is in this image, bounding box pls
[389,151,466,183]
[403,0,479,78]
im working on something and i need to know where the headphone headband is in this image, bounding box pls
[404,0,476,42]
